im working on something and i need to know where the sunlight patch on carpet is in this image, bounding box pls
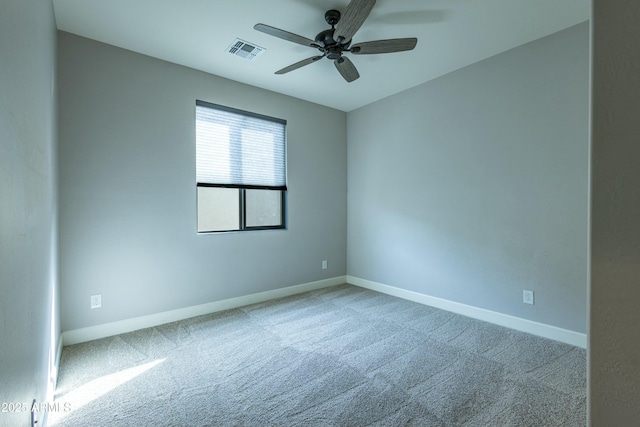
[49,359,165,425]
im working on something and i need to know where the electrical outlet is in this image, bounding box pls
[91,294,102,309]
[321,260,328,270]
[523,290,534,305]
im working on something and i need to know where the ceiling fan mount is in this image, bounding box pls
[324,9,341,27]
[254,0,418,83]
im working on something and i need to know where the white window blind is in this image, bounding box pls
[196,101,286,189]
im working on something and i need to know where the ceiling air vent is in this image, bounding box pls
[226,38,265,61]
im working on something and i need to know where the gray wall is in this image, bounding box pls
[347,23,589,333]
[590,1,640,423]
[0,0,59,425]
[57,32,347,331]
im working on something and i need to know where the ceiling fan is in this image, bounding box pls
[254,0,418,82]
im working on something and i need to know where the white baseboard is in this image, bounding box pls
[347,275,587,349]
[55,335,63,383]
[62,275,587,349]
[43,337,64,427]
[62,276,346,346]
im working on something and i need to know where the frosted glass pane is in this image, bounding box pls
[197,187,240,232]
[246,189,282,227]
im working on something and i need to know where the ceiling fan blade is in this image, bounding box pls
[333,0,376,43]
[254,23,320,48]
[275,56,324,74]
[334,57,360,82]
[350,38,418,54]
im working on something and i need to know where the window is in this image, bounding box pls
[196,100,287,232]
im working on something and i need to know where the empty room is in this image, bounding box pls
[2,0,640,426]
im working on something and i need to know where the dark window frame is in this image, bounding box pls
[196,183,286,232]
[195,100,287,234]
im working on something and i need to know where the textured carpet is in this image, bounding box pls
[51,284,586,426]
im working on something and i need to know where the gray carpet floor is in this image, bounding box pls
[51,284,586,426]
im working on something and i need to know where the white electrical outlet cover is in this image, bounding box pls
[91,294,102,309]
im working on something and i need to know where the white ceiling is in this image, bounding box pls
[53,0,590,112]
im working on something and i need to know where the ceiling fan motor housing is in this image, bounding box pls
[315,28,336,47]
[326,47,343,60]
